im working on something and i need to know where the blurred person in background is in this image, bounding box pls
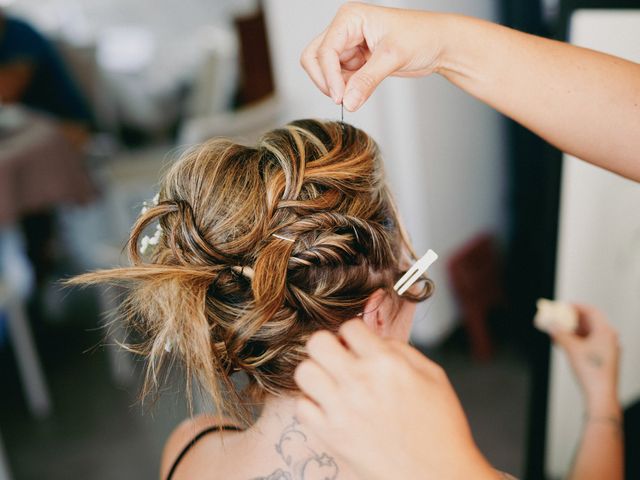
[0,9,93,149]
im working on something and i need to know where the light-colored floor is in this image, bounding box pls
[0,289,529,479]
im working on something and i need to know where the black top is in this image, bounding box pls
[166,424,243,480]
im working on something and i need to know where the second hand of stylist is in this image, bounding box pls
[295,322,502,480]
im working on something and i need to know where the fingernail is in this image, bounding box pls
[329,87,339,104]
[343,88,363,111]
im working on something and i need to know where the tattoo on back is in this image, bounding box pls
[250,418,339,480]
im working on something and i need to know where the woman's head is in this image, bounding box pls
[72,119,433,421]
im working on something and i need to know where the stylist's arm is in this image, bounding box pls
[301,2,640,181]
[294,320,501,480]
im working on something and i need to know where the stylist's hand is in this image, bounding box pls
[301,2,447,111]
[294,320,500,480]
[549,305,621,417]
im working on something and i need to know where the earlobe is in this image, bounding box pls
[361,308,382,335]
[375,309,386,331]
[360,289,388,335]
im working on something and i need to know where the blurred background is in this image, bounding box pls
[0,0,638,479]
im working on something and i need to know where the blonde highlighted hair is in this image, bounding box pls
[70,119,433,424]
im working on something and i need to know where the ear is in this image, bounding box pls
[360,289,390,335]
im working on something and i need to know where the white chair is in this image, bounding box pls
[2,292,51,419]
[0,228,51,419]
[183,25,239,120]
[179,94,283,146]
[178,22,282,146]
[0,227,51,480]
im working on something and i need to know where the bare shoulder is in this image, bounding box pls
[159,414,238,480]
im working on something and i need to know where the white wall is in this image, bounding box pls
[8,0,247,39]
[264,0,506,343]
[546,10,640,479]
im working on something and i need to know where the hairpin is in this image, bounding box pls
[393,249,438,296]
[272,233,295,243]
[231,265,255,280]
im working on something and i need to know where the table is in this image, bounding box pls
[0,110,95,225]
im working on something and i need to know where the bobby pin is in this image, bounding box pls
[272,233,295,243]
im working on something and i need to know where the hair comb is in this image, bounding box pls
[393,249,438,296]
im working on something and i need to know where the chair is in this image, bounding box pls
[0,227,51,418]
[178,15,282,146]
[1,292,51,418]
[447,233,505,361]
[178,94,283,146]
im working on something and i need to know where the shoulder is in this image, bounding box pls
[159,414,238,480]
[0,16,46,60]
[3,16,44,43]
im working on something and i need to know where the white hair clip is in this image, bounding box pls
[393,249,438,296]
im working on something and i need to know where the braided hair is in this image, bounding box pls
[69,119,434,424]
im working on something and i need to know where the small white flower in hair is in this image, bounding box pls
[140,226,163,254]
[148,224,162,245]
[140,192,160,216]
[139,193,163,254]
[164,338,173,353]
[140,235,151,254]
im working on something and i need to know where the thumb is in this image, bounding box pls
[548,325,579,354]
[343,44,400,111]
[390,341,438,377]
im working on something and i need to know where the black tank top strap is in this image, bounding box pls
[166,424,243,480]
